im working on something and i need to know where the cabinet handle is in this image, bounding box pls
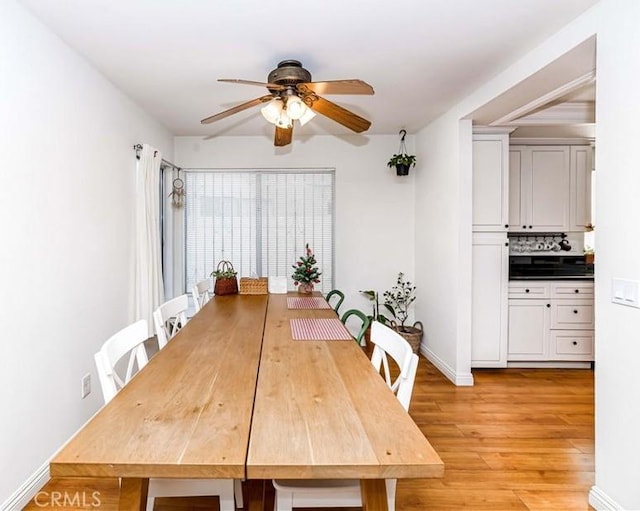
[575,289,579,293]
[522,225,526,229]
[505,242,509,247]
[528,225,533,229]
[572,341,578,346]
[546,303,551,308]
[525,289,530,293]
[573,310,579,314]
[505,224,509,228]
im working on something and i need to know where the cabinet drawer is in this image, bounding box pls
[550,300,594,329]
[550,330,594,360]
[551,282,594,299]
[508,282,550,298]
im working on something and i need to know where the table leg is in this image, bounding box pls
[119,478,149,511]
[246,479,267,511]
[360,479,388,511]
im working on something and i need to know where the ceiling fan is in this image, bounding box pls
[200,60,374,147]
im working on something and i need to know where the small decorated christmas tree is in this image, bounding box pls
[292,243,322,293]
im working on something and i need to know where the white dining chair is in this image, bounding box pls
[94,320,150,403]
[192,279,212,313]
[94,320,241,511]
[272,321,419,511]
[153,294,189,349]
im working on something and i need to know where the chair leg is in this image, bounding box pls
[274,489,293,511]
[234,479,244,509]
[145,496,155,511]
[386,479,397,511]
[219,483,235,511]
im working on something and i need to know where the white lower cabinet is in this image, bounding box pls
[507,281,594,363]
[508,300,550,360]
[471,233,509,368]
[550,330,594,360]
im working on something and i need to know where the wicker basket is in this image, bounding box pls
[393,321,423,354]
[239,277,269,295]
[213,261,238,296]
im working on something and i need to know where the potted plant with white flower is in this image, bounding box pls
[382,272,423,354]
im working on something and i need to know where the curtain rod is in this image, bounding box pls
[133,144,180,171]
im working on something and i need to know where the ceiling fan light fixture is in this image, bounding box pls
[275,110,293,129]
[298,108,316,126]
[286,95,306,120]
[261,99,283,124]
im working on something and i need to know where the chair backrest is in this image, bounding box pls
[153,294,189,349]
[325,289,345,314]
[340,309,371,346]
[369,321,419,411]
[94,320,149,404]
[192,279,212,313]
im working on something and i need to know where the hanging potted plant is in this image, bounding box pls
[387,129,416,176]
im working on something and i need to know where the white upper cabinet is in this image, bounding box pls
[570,145,593,231]
[509,145,590,232]
[472,134,509,232]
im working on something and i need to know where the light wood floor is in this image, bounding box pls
[26,357,594,510]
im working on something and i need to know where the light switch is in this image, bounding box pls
[611,278,640,308]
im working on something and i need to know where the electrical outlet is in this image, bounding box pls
[81,373,91,399]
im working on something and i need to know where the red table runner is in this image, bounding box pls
[290,318,353,341]
[287,297,331,309]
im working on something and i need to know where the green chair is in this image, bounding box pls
[340,309,371,346]
[325,289,345,314]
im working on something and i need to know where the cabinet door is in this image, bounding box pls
[508,147,524,231]
[471,233,509,367]
[472,135,509,231]
[508,300,550,360]
[527,146,571,232]
[570,146,593,231]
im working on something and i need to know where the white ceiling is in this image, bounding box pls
[19,0,599,137]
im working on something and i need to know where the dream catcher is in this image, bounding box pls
[168,169,185,208]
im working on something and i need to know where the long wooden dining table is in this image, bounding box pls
[49,293,443,511]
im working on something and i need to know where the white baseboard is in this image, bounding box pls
[420,344,474,386]
[589,485,623,510]
[1,461,49,511]
[507,361,592,369]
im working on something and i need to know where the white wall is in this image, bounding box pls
[590,1,640,508]
[0,1,173,505]
[413,5,599,383]
[414,117,473,384]
[174,135,415,322]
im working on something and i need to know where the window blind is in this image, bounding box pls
[184,169,334,294]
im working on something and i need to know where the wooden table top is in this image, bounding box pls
[247,294,444,479]
[50,294,268,479]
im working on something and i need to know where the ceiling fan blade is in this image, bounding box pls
[200,95,273,124]
[298,80,374,95]
[274,125,293,147]
[218,79,285,91]
[306,95,371,133]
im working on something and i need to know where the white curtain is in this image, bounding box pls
[134,144,165,332]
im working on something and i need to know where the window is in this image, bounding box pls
[183,169,334,294]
